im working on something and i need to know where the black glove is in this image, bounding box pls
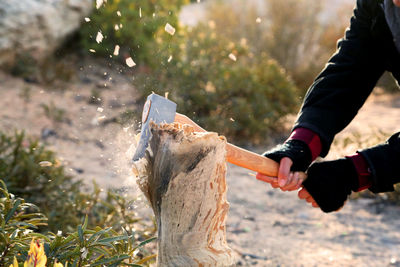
[359,132,400,193]
[302,158,359,213]
[263,139,312,172]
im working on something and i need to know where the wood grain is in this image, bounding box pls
[134,123,235,267]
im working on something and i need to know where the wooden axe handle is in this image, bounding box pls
[225,143,278,177]
[174,113,306,179]
[174,113,207,132]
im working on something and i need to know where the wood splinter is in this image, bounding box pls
[133,122,235,267]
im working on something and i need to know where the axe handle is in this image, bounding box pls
[174,113,207,132]
[225,143,279,177]
[174,113,306,179]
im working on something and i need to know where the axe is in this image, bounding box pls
[132,93,302,181]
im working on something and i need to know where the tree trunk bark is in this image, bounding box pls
[134,123,235,267]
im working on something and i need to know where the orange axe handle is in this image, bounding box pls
[175,113,307,180]
[225,142,279,177]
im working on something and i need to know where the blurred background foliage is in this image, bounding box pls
[79,0,189,67]
[77,0,373,143]
[12,0,398,143]
[135,23,299,143]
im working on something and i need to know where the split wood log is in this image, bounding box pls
[133,122,235,267]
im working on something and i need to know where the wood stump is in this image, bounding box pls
[133,123,235,267]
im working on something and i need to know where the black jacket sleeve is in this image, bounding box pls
[293,0,394,156]
[359,132,400,193]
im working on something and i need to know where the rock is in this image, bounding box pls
[297,212,310,220]
[0,0,93,69]
[95,139,105,149]
[41,127,57,140]
[74,94,85,102]
[74,168,84,174]
[108,99,123,109]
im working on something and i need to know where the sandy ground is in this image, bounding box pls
[1,62,400,266]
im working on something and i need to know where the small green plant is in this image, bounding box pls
[43,215,156,266]
[0,180,47,266]
[41,102,67,124]
[0,180,156,266]
[88,88,103,105]
[10,54,38,82]
[19,86,32,104]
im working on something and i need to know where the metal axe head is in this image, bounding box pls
[132,93,177,162]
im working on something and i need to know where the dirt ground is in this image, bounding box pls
[1,61,400,266]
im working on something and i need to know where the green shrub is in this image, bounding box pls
[79,0,188,66]
[10,52,76,84]
[0,131,155,241]
[41,102,68,124]
[135,23,299,144]
[10,54,38,82]
[0,180,47,266]
[0,131,79,231]
[0,180,155,266]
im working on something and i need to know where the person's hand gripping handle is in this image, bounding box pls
[175,113,306,179]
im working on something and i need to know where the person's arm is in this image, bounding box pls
[300,132,400,212]
[300,154,370,212]
[360,132,400,193]
[293,0,391,156]
[259,0,393,189]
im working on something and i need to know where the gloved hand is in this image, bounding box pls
[302,158,359,213]
[258,139,312,190]
[263,139,312,172]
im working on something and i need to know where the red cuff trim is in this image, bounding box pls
[288,128,322,161]
[346,153,372,192]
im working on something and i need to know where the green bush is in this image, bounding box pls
[0,180,155,266]
[0,131,155,243]
[79,0,188,66]
[0,131,79,231]
[10,51,76,84]
[135,23,299,144]
[0,180,47,266]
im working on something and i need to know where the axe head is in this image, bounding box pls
[132,93,177,162]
